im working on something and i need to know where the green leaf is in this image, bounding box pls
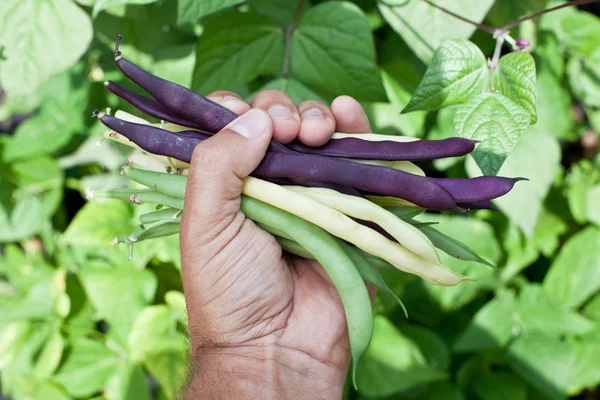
[249,0,311,26]
[529,61,575,140]
[531,208,568,257]
[424,382,466,400]
[290,1,385,101]
[54,338,119,398]
[0,0,92,98]
[583,293,600,321]
[567,49,600,108]
[568,339,600,395]
[104,362,152,400]
[499,221,539,282]
[144,351,189,399]
[378,0,495,64]
[34,331,64,379]
[250,77,327,104]
[177,0,243,24]
[80,266,157,348]
[191,11,284,94]
[0,195,44,243]
[11,156,64,218]
[588,184,600,227]
[420,225,493,267]
[517,284,595,337]
[560,11,600,57]
[454,92,531,176]
[494,52,537,123]
[398,324,450,371]
[413,215,502,312]
[473,371,527,400]
[507,333,575,400]
[543,226,600,309]
[466,131,561,237]
[566,160,600,224]
[62,200,132,248]
[454,290,517,353]
[355,316,447,398]
[403,40,488,113]
[128,305,188,362]
[93,0,159,18]
[0,322,32,369]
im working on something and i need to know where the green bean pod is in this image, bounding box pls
[240,195,373,387]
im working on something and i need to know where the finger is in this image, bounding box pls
[331,95,371,133]
[297,101,336,147]
[207,90,251,115]
[250,90,300,144]
[181,109,272,250]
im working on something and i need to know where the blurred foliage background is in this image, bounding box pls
[1,0,600,399]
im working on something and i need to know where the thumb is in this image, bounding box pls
[182,108,273,243]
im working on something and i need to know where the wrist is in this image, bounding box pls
[186,344,347,399]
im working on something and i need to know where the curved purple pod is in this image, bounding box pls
[457,200,498,211]
[96,111,204,160]
[104,81,206,130]
[428,176,526,202]
[286,137,477,161]
[254,153,458,211]
[114,36,237,133]
[97,113,458,210]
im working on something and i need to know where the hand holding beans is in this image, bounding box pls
[181,91,373,399]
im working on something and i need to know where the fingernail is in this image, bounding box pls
[268,104,294,120]
[301,108,324,120]
[230,109,267,139]
[221,95,244,109]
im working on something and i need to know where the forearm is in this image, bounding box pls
[186,345,347,400]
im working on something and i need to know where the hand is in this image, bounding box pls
[180,91,372,399]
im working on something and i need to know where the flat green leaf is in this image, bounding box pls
[560,11,600,57]
[191,12,284,94]
[177,0,242,24]
[403,40,488,113]
[507,333,575,400]
[0,322,32,369]
[566,160,600,223]
[62,200,132,248]
[420,225,493,267]
[413,215,502,312]
[144,351,189,399]
[543,226,600,309]
[487,0,548,30]
[249,0,311,26]
[105,362,152,400]
[532,208,568,257]
[290,1,385,101]
[80,266,157,348]
[588,184,600,227]
[583,293,600,321]
[355,316,447,398]
[424,382,466,400]
[494,52,537,123]
[466,131,561,237]
[517,284,595,337]
[499,221,539,282]
[454,92,531,176]
[567,49,600,108]
[454,290,517,353]
[0,195,44,243]
[34,331,64,379]
[473,371,527,400]
[529,62,575,140]
[568,339,600,395]
[398,324,450,371]
[54,338,119,398]
[378,0,495,64]
[128,305,188,362]
[0,0,92,98]
[93,0,159,18]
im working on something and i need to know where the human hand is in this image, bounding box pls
[180,91,372,399]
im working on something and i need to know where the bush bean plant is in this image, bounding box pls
[1,0,600,399]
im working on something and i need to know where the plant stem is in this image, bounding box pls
[499,0,600,33]
[282,0,305,79]
[421,0,496,34]
[489,35,505,91]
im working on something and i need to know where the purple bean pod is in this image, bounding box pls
[428,176,527,202]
